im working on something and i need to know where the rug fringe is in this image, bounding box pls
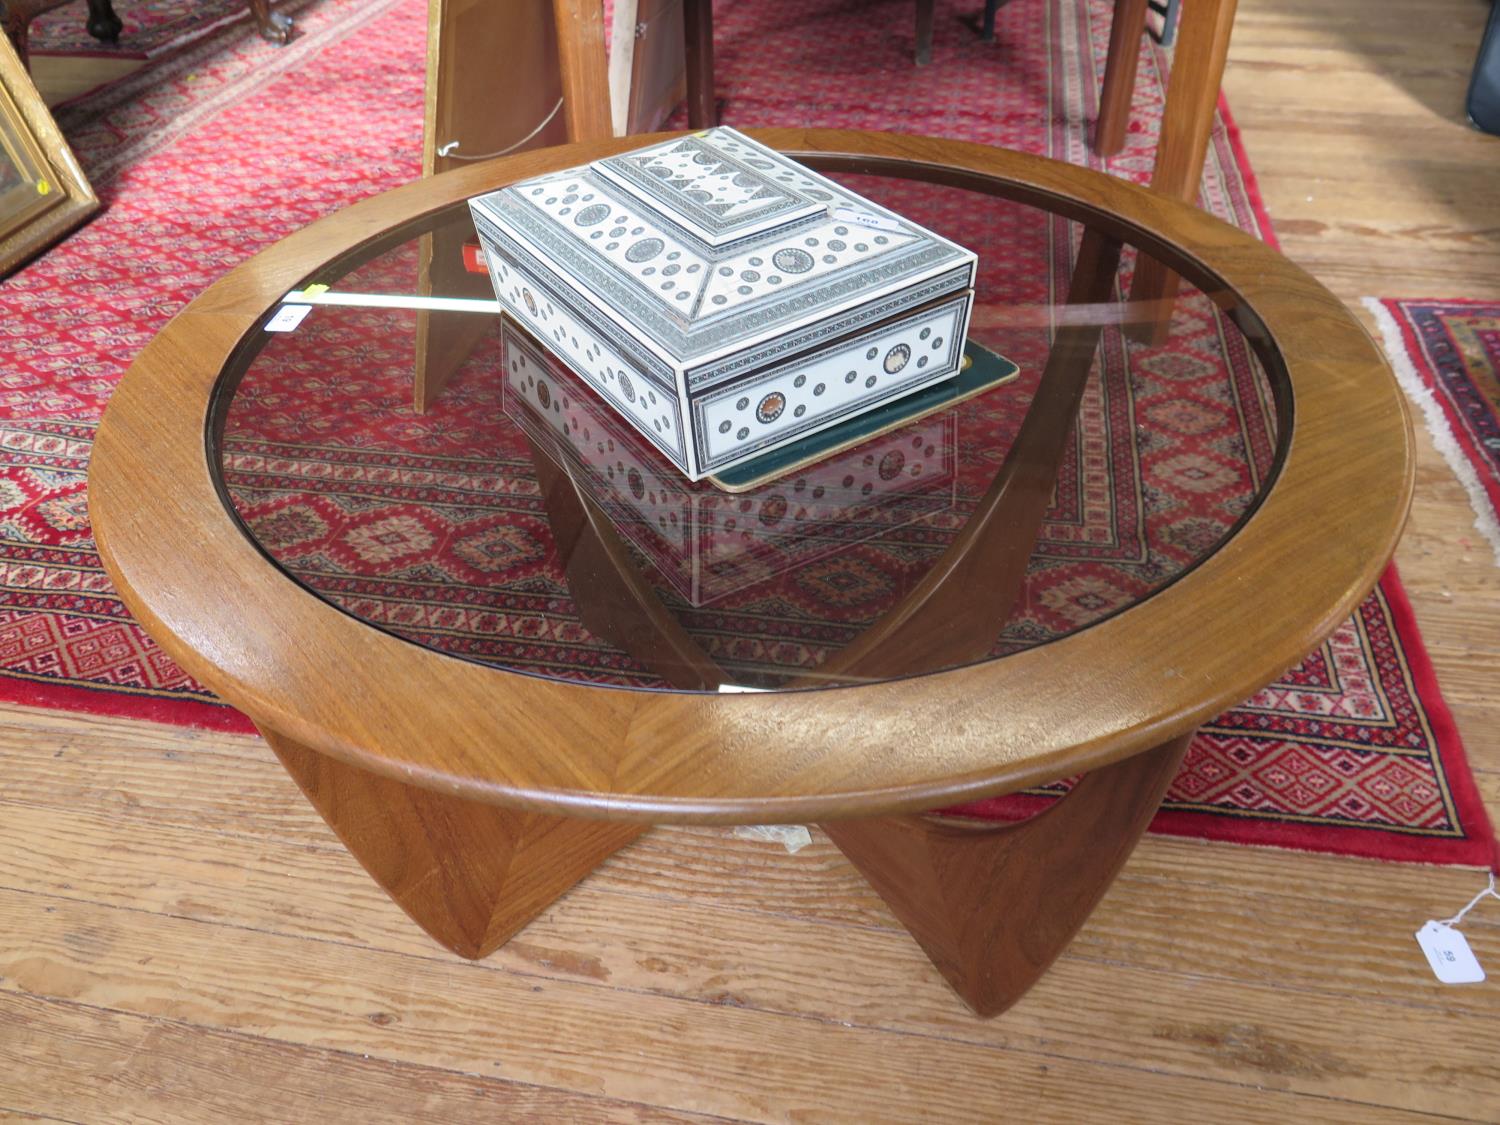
[1363,297,1500,567]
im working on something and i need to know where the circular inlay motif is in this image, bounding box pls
[522,289,537,315]
[628,468,645,499]
[618,372,636,402]
[536,380,551,409]
[736,396,750,411]
[879,450,906,481]
[685,188,713,203]
[741,270,760,282]
[625,238,664,263]
[828,240,847,252]
[883,344,911,374]
[736,426,750,441]
[772,248,814,274]
[718,420,732,434]
[756,392,786,424]
[760,495,788,526]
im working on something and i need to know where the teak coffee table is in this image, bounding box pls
[90,130,1412,1017]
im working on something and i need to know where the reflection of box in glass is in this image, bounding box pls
[470,126,976,481]
[502,323,958,607]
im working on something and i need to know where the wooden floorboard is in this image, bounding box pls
[7,0,1500,1119]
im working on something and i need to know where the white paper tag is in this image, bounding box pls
[1415,920,1486,984]
[265,304,312,332]
[830,205,903,233]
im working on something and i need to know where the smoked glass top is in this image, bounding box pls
[212,161,1284,692]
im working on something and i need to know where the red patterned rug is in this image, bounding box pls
[1366,298,1500,567]
[3,0,1494,866]
[29,0,305,60]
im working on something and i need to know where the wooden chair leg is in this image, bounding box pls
[915,0,934,65]
[244,0,292,44]
[265,728,645,959]
[981,0,1002,41]
[553,0,613,141]
[1127,0,1239,343]
[1096,0,1149,156]
[684,0,717,127]
[821,734,1191,1017]
[84,0,122,42]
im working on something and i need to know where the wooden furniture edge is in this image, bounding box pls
[88,129,1414,824]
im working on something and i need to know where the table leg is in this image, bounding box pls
[1127,0,1238,342]
[84,0,122,42]
[552,0,613,141]
[683,0,717,127]
[1095,0,1148,156]
[244,0,293,44]
[915,0,934,65]
[820,733,1190,1016]
[263,728,646,959]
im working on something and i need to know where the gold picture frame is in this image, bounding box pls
[0,36,98,276]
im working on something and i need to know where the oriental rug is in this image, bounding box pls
[1365,298,1500,567]
[29,0,304,60]
[1,0,1494,866]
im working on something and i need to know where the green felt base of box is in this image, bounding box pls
[707,340,1020,492]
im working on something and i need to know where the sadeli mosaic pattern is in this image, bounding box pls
[470,127,977,478]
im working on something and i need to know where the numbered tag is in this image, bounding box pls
[1415,920,1485,984]
[265,304,312,333]
[830,205,903,233]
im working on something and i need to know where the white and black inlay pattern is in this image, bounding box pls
[883,343,911,374]
[573,203,610,226]
[625,238,664,263]
[756,392,786,423]
[618,371,636,402]
[772,248,814,274]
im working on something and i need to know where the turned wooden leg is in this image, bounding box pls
[914,0,934,65]
[1095,0,1148,156]
[1127,0,1238,342]
[552,0,612,141]
[84,0,122,43]
[684,0,717,127]
[244,0,293,44]
[821,734,1190,1017]
[981,0,1000,41]
[263,728,645,958]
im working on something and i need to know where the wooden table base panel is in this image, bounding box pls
[264,729,646,959]
[819,733,1191,1017]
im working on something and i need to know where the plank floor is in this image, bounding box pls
[9,0,1500,1119]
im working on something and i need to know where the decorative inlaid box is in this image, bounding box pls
[469,127,977,481]
[501,323,958,607]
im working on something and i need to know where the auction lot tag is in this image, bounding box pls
[265,304,312,332]
[1415,920,1485,984]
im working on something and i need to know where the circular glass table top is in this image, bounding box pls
[213,161,1282,694]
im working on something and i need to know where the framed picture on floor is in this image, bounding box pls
[0,37,97,277]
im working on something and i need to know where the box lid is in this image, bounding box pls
[469,127,976,375]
